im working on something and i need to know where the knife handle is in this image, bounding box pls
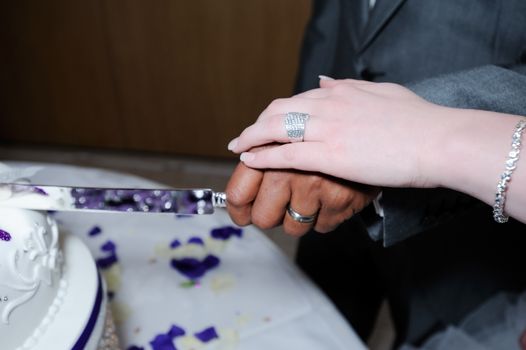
[212,191,227,208]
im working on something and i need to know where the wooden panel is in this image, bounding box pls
[0,1,311,158]
[0,1,124,147]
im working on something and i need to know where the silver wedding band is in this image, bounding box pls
[286,205,317,224]
[284,112,310,142]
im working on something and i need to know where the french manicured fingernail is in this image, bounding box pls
[319,75,334,81]
[240,152,255,162]
[227,138,238,151]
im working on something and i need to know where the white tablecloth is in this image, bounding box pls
[6,162,366,350]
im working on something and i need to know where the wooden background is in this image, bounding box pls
[0,1,311,158]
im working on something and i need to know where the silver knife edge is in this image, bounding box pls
[0,183,226,215]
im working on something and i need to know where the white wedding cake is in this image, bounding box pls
[0,208,116,350]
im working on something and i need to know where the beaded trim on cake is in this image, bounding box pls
[97,306,121,350]
[15,277,68,350]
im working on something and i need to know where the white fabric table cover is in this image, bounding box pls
[5,162,366,350]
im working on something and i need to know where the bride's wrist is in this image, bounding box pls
[424,107,520,203]
[413,105,458,188]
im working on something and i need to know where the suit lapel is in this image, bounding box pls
[344,0,370,51]
[359,0,407,52]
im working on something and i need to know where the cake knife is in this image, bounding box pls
[0,183,227,215]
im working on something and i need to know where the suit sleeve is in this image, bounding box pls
[376,64,526,246]
[294,0,341,93]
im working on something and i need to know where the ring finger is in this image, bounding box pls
[283,186,320,237]
[232,113,325,153]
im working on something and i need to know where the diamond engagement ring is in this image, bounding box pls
[286,205,317,224]
[284,112,310,142]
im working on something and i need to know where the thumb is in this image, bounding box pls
[319,76,371,88]
[319,76,353,89]
[318,75,337,88]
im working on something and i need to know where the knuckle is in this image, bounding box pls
[317,181,352,208]
[290,173,323,193]
[225,187,248,206]
[239,124,254,138]
[251,212,279,230]
[267,171,291,187]
[301,176,324,198]
[329,190,354,209]
[268,98,288,111]
[305,173,324,188]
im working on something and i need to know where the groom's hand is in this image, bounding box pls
[226,146,380,236]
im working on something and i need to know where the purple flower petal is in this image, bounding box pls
[187,237,204,245]
[0,230,11,242]
[210,226,243,240]
[149,324,186,350]
[171,258,208,280]
[194,327,219,342]
[202,255,220,269]
[170,239,181,249]
[168,324,186,338]
[97,240,119,269]
[96,254,118,269]
[170,255,220,280]
[150,334,176,350]
[88,226,102,237]
[101,240,117,253]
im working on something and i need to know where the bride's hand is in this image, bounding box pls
[228,79,451,189]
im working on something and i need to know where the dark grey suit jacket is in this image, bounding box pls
[295,0,526,246]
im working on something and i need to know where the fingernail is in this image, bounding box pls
[227,138,238,151]
[319,75,334,81]
[240,152,255,162]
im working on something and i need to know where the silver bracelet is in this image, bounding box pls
[493,118,526,223]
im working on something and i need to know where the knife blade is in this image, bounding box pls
[0,183,227,215]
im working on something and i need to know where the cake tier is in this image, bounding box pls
[34,232,107,350]
[0,209,63,350]
[0,208,106,350]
